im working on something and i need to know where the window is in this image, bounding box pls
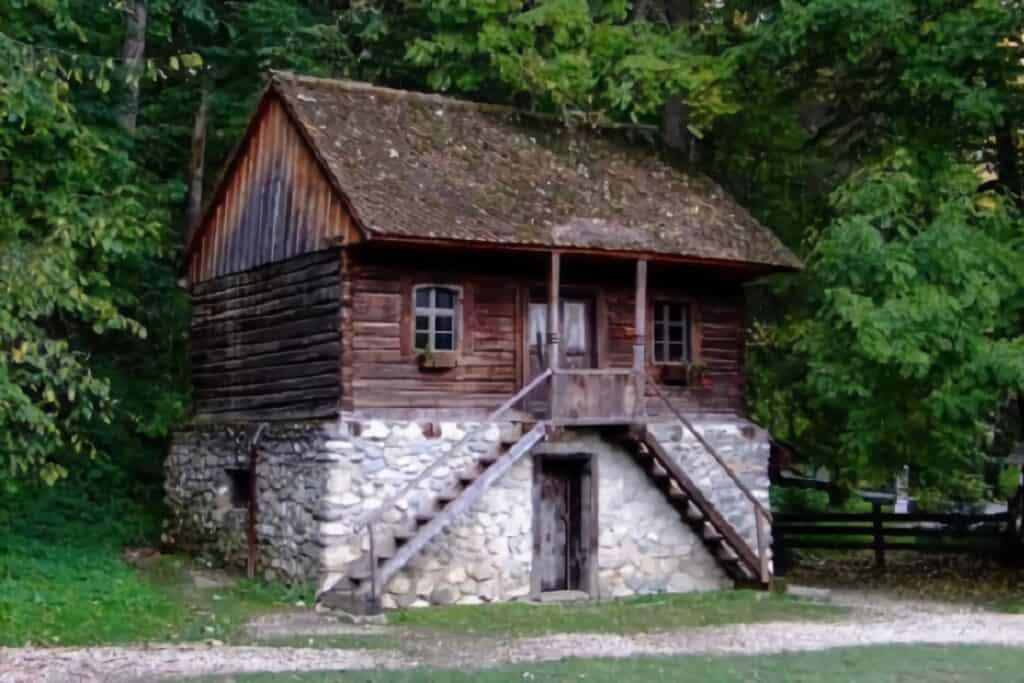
[652,301,691,364]
[414,286,459,351]
[225,468,252,508]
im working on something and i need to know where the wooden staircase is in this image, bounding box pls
[621,426,771,587]
[319,423,547,613]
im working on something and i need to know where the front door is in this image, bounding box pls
[537,458,586,592]
[525,296,596,413]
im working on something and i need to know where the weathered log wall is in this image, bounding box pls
[188,96,357,283]
[191,249,342,422]
[341,247,747,415]
[341,249,522,412]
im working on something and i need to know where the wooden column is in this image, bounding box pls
[633,259,648,415]
[547,252,560,369]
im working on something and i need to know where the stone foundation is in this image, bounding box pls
[165,415,771,604]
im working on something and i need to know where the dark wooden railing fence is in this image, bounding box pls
[774,504,1009,570]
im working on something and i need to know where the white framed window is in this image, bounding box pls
[652,301,691,364]
[414,285,460,352]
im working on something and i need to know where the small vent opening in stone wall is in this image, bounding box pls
[225,468,252,508]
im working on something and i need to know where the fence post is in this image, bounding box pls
[755,506,770,585]
[872,501,885,569]
[368,523,379,609]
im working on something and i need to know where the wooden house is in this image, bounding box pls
[166,72,800,611]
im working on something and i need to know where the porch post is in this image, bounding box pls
[547,251,560,370]
[634,259,648,414]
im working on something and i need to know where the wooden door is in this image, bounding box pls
[526,297,596,413]
[537,459,584,592]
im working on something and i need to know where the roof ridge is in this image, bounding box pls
[267,70,659,134]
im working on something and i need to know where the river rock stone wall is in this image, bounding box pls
[166,415,769,604]
[165,423,331,581]
[648,417,773,560]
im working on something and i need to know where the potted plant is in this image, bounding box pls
[686,361,709,388]
[417,349,459,370]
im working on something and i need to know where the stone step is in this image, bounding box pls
[457,469,479,486]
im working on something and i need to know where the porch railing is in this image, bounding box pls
[549,368,645,424]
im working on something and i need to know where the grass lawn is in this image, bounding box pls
[191,645,1024,682]
[389,590,842,637]
[0,484,312,647]
[1,483,842,648]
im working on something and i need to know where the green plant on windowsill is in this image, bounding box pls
[687,361,709,388]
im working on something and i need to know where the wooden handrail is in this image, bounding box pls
[354,368,554,532]
[646,375,772,523]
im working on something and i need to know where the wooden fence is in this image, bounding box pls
[774,503,1010,570]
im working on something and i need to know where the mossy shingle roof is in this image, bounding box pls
[270,72,800,270]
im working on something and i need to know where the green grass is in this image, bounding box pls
[388,590,842,637]
[190,645,1024,682]
[0,483,312,646]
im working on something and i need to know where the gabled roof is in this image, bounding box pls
[194,71,801,270]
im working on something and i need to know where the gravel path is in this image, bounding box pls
[3,591,1024,682]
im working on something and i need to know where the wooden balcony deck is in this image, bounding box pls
[548,368,645,425]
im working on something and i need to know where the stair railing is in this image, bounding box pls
[352,368,553,604]
[647,375,773,585]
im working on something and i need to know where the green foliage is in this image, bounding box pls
[996,465,1021,501]
[1,19,166,486]
[751,152,1024,500]
[2,0,1023,503]
[341,0,740,130]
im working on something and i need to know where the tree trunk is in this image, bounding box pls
[995,120,1022,209]
[117,0,147,134]
[660,0,700,165]
[185,83,210,243]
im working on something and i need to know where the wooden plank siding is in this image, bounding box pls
[190,250,342,422]
[188,97,357,283]
[341,247,748,416]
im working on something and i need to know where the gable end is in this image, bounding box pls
[187,94,360,283]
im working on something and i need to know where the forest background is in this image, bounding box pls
[2,0,1024,522]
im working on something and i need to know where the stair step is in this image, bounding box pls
[685,507,706,523]
[649,466,671,481]
[457,470,479,486]
[437,488,460,505]
[393,527,417,544]
[716,546,739,562]
[667,490,689,505]
[345,559,373,581]
[414,510,436,525]
[702,523,723,543]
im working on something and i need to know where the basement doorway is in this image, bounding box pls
[532,455,597,596]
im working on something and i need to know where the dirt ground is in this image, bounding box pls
[3,588,1024,682]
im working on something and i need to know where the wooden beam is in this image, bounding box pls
[547,252,560,370]
[634,259,647,371]
[634,259,648,415]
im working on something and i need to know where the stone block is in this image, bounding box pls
[430,586,458,605]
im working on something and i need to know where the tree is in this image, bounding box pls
[750,152,1024,501]
[0,3,184,488]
